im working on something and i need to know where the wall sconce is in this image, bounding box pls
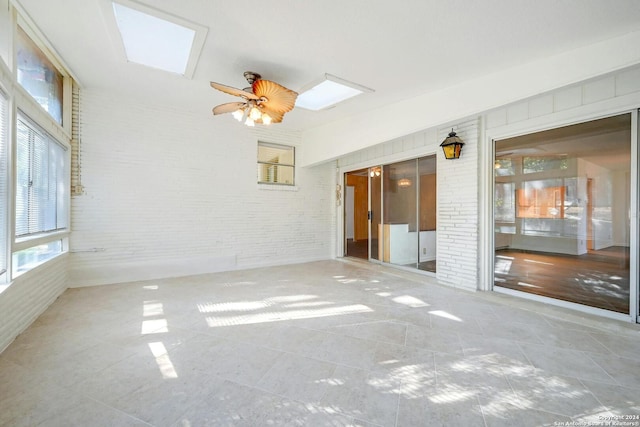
[369,167,381,177]
[440,129,465,159]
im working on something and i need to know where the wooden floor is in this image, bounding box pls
[345,238,368,259]
[348,242,630,312]
[495,247,630,313]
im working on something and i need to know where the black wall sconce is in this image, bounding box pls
[440,129,465,159]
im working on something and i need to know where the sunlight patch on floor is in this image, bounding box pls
[148,342,178,379]
[143,301,164,317]
[198,301,269,313]
[204,304,373,327]
[428,387,476,404]
[393,295,429,308]
[265,295,317,303]
[495,258,513,274]
[429,310,462,322]
[523,258,554,266]
[141,318,168,334]
[515,281,542,289]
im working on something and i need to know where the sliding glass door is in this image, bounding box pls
[494,114,632,314]
[344,155,437,273]
[378,156,436,272]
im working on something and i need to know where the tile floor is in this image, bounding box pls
[1,260,639,426]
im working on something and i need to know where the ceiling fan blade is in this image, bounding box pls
[259,104,285,124]
[210,82,259,100]
[253,80,298,114]
[212,102,246,115]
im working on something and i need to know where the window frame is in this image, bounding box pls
[14,111,69,239]
[0,3,74,283]
[0,87,8,281]
[257,141,296,186]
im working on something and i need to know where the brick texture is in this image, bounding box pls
[0,255,68,353]
[69,89,335,286]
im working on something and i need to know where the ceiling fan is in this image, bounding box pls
[210,71,298,126]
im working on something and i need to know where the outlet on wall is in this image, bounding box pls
[422,248,426,255]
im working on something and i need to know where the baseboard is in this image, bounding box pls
[68,254,333,287]
[69,254,238,287]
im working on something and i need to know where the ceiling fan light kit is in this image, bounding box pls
[210,71,298,126]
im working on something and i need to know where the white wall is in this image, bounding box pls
[0,255,68,353]
[336,65,640,295]
[70,89,335,287]
[436,120,479,291]
[301,30,640,167]
[336,120,479,291]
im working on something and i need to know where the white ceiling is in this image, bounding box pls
[16,0,640,131]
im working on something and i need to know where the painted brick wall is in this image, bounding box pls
[70,89,335,287]
[436,120,479,291]
[0,255,68,353]
[337,119,479,291]
[485,66,640,129]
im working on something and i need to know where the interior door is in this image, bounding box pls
[345,170,369,259]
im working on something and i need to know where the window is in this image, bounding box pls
[15,114,68,238]
[257,142,295,185]
[13,240,63,276]
[494,182,515,223]
[0,91,7,279]
[16,25,64,125]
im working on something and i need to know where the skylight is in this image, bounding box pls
[111,1,206,77]
[296,74,374,111]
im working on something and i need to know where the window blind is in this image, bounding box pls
[0,91,7,277]
[15,113,68,238]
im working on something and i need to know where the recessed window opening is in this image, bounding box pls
[257,142,295,185]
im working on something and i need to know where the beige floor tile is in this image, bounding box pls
[256,352,337,402]
[1,259,639,426]
[518,342,618,384]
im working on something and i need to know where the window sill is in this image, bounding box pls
[14,229,69,251]
[257,184,299,191]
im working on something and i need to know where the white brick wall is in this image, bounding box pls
[70,89,335,286]
[0,255,68,353]
[436,120,479,291]
[337,119,479,291]
[332,65,640,295]
[486,65,640,130]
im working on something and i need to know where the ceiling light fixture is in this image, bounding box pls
[398,178,412,188]
[296,74,373,111]
[211,72,297,126]
[229,99,274,127]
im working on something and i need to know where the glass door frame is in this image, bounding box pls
[482,109,639,323]
[368,165,383,262]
